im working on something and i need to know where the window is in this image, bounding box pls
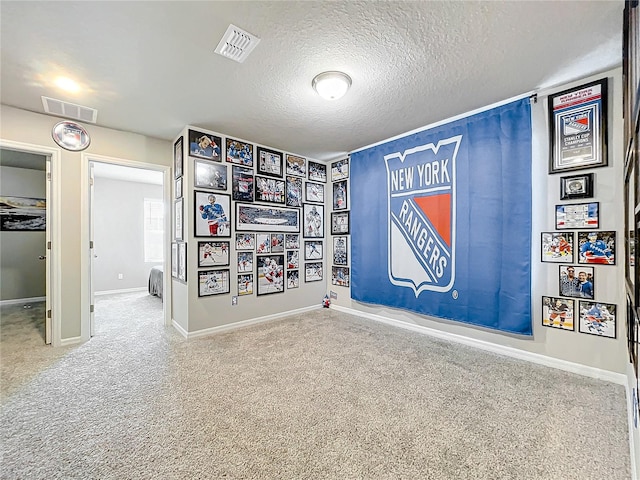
[144,198,164,262]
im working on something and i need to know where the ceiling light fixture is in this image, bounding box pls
[312,71,352,100]
[54,76,80,93]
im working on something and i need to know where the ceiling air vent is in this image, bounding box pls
[214,24,261,63]
[41,96,98,123]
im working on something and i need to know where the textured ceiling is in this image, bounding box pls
[0,1,624,161]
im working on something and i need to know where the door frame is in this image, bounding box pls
[0,139,62,347]
[80,153,172,341]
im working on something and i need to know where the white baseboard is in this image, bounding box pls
[0,296,46,306]
[332,304,627,386]
[172,319,189,338]
[60,335,83,347]
[95,287,147,296]
[625,365,639,480]
[173,305,321,340]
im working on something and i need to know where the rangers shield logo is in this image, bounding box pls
[384,135,460,296]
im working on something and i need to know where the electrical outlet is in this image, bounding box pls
[118,273,123,280]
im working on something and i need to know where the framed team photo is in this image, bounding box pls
[257,254,285,296]
[304,240,323,260]
[188,129,222,162]
[237,251,253,273]
[548,78,608,174]
[271,233,285,253]
[331,266,350,287]
[257,146,283,178]
[303,203,324,238]
[333,180,348,210]
[578,301,617,338]
[171,243,178,278]
[542,296,575,331]
[333,236,348,265]
[177,242,187,282]
[235,203,300,233]
[286,154,306,177]
[174,177,183,199]
[198,241,230,267]
[285,233,299,250]
[577,230,615,265]
[226,138,254,167]
[194,159,227,190]
[560,173,594,200]
[287,270,300,289]
[237,273,254,296]
[256,233,271,254]
[232,166,254,202]
[198,269,230,297]
[308,161,327,183]
[194,191,231,238]
[541,232,574,263]
[555,202,599,229]
[287,250,300,269]
[254,175,285,205]
[558,265,594,299]
[286,176,303,207]
[331,158,349,182]
[305,181,324,203]
[174,198,184,241]
[305,262,323,282]
[174,137,183,179]
[236,233,255,250]
[331,211,350,235]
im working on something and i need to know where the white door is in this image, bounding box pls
[89,162,96,336]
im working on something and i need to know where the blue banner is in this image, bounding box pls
[350,98,532,335]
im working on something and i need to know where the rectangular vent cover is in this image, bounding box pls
[41,96,98,123]
[214,24,261,63]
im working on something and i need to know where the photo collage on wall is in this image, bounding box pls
[173,128,329,298]
[329,158,350,288]
[542,79,617,339]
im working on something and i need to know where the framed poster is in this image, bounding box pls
[236,233,255,250]
[305,181,324,203]
[256,233,271,254]
[333,236,348,265]
[226,138,254,166]
[305,262,323,282]
[238,273,254,296]
[271,233,284,253]
[257,146,283,178]
[548,78,608,173]
[331,266,350,287]
[331,158,349,181]
[232,166,254,202]
[257,254,284,295]
[286,176,303,207]
[541,232,573,263]
[255,175,285,204]
[174,198,184,241]
[331,211,350,235]
[559,265,594,299]
[286,154,306,177]
[237,251,253,273]
[0,196,46,231]
[303,203,324,238]
[197,241,230,267]
[578,301,617,338]
[198,269,230,296]
[287,250,299,269]
[285,233,299,250]
[188,130,222,162]
[174,137,183,179]
[555,202,599,230]
[304,240,323,260]
[235,203,300,233]
[333,180,348,210]
[542,296,574,331]
[174,177,183,199]
[194,191,231,237]
[287,270,299,289]
[577,230,615,265]
[171,242,178,278]
[177,242,187,282]
[194,159,227,190]
[308,161,327,183]
[560,173,594,200]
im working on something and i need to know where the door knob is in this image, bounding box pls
[38,255,46,260]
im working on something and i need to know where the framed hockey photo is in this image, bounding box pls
[174,136,183,179]
[257,146,283,178]
[286,154,306,177]
[236,204,300,233]
[198,241,230,267]
[174,198,184,241]
[308,161,327,183]
[303,203,324,238]
[305,262,323,282]
[555,202,599,230]
[559,265,594,300]
[541,232,574,263]
[177,242,187,282]
[286,176,303,207]
[236,233,255,251]
[188,129,222,162]
[578,301,617,338]
[194,191,231,238]
[577,230,615,265]
[548,78,608,174]
[232,166,254,202]
[560,173,594,200]
[237,273,254,296]
[331,211,350,235]
[287,250,299,269]
[198,269,230,297]
[331,266,350,287]
[226,138,254,167]
[257,254,285,296]
[333,180,348,210]
[305,181,324,203]
[174,177,183,199]
[171,243,178,278]
[331,158,349,182]
[271,233,285,253]
[333,236,348,265]
[237,251,253,273]
[304,240,323,260]
[194,159,227,190]
[255,175,285,205]
[285,233,299,250]
[256,233,271,254]
[287,270,300,289]
[542,296,575,331]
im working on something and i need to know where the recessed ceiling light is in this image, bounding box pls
[54,76,80,93]
[312,71,352,101]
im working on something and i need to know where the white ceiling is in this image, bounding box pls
[0,1,624,162]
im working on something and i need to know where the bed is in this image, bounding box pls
[148,265,163,298]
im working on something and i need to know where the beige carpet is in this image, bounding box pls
[0,291,631,479]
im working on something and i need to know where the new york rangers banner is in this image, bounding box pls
[350,98,532,335]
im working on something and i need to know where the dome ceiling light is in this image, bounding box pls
[312,71,352,101]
